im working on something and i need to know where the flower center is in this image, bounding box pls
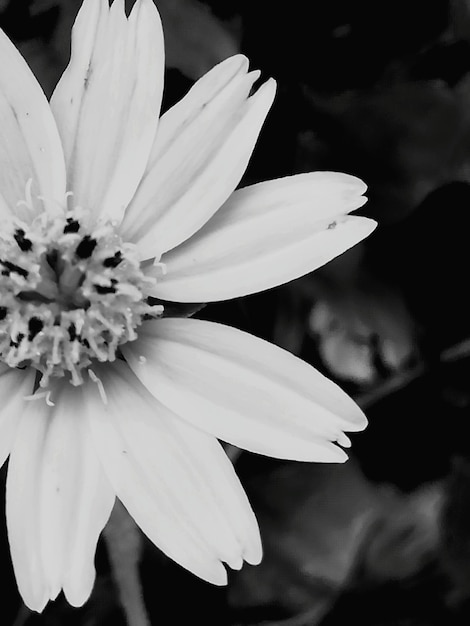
[0,209,162,386]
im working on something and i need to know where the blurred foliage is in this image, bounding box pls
[2,0,470,624]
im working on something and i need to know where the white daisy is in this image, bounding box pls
[0,0,376,612]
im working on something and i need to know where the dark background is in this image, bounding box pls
[2,1,470,624]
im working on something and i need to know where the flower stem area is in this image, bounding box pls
[2,0,470,624]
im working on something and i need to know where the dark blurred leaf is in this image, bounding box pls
[361,482,443,582]
[308,264,416,385]
[441,457,470,606]
[302,79,470,224]
[271,284,308,356]
[104,502,148,626]
[229,460,379,624]
[393,182,470,350]
[241,0,447,89]
[449,0,470,41]
[155,0,240,80]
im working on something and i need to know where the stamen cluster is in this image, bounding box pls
[0,210,162,386]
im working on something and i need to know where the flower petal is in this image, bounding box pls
[6,381,115,611]
[50,0,164,222]
[0,365,35,470]
[120,55,276,258]
[149,172,376,302]
[87,361,261,584]
[123,318,366,462]
[0,26,66,216]
[0,192,14,220]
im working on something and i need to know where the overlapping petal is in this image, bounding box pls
[123,318,366,461]
[50,0,164,222]
[87,361,262,585]
[6,383,115,611]
[120,54,276,258]
[0,26,66,217]
[0,365,35,469]
[149,172,376,302]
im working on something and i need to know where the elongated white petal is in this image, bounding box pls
[0,365,35,470]
[0,192,13,220]
[50,0,164,222]
[167,418,262,567]
[6,405,49,612]
[123,318,366,461]
[150,172,376,302]
[121,55,276,258]
[88,361,261,583]
[6,381,115,611]
[0,27,66,216]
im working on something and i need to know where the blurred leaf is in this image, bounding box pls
[229,459,444,625]
[362,482,443,582]
[17,37,61,96]
[155,0,240,80]
[104,501,149,626]
[311,312,376,384]
[0,0,61,96]
[308,262,416,385]
[11,605,30,626]
[240,0,447,90]
[394,181,470,349]
[449,0,470,41]
[272,284,307,356]
[441,457,470,606]
[229,460,379,624]
[302,79,470,224]
[30,0,57,14]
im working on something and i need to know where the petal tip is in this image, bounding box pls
[216,53,250,76]
[263,76,277,95]
[335,447,349,463]
[22,591,49,614]
[132,0,163,27]
[63,567,95,608]
[359,216,378,237]
[346,408,368,433]
[211,564,229,586]
[244,543,263,566]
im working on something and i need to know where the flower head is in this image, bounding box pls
[0,0,376,612]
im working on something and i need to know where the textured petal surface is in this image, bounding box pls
[88,361,261,585]
[121,54,276,258]
[123,318,366,461]
[50,0,164,221]
[0,365,35,469]
[0,27,66,216]
[6,381,115,611]
[150,172,376,302]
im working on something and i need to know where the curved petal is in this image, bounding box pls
[123,318,366,462]
[6,380,115,611]
[120,54,276,258]
[0,365,35,469]
[50,0,164,222]
[0,27,66,217]
[149,172,376,302]
[87,361,261,584]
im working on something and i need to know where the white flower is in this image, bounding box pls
[0,0,376,612]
